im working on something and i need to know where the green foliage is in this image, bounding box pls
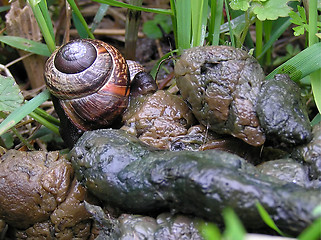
[251,0,299,21]
[27,0,56,52]
[72,11,90,38]
[230,0,249,11]
[143,14,172,39]
[255,202,321,240]
[0,36,51,56]
[0,76,24,112]
[312,203,321,217]
[272,44,301,66]
[299,218,321,240]
[289,6,309,36]
[0,6,10,13]
[222,208,246,240]
[0,132,14,149]
[91,0,172,15]
[0,89,57,136]
[200,222,222,240]
[229,0,299,20]
[191,0,208,47]
[266,42,321,82]
[311,113,321,126]
[255,202,285,236]
[200,208,245,240]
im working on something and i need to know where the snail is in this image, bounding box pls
[175,45,312,148]
[44,39,157,147]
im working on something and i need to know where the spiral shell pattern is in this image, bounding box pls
[45,39,130,131]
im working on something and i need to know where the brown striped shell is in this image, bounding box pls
[45,39,130,131]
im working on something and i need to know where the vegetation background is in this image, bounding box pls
[0,0,320,239]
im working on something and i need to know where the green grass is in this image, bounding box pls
[0,0,320,238]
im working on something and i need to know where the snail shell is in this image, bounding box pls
[45,39,130,131]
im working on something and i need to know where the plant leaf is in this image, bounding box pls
[200,222,222,240]
[92,0,172,15]
[293,25,306,36]
[252,0,299,21]
[0,132,14,149]
[72,11,89,38]
[255,202,284,236]
[311,113,321,126]
[176,0,191,50]
[191,0,208,47]
[298,218,321,240]
[143,14,172,39]
[0,36,51,56]
[266,42,321,81]
[229,0,250,11]
[0,89,50,136]
[0,76,24,112]
[222,208,246,240]
[0,5,10,13]
[289,10,304,25]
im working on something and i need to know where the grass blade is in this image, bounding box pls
[256,202,285,236]
[308,0,321,114]
[67,0,95,39]
[176,0,191,50]
[224,0,235,47]
[29,111,60,135]
[0,89,51,136]
[298,218,321,240]
[92,0,172,15]
[209,0,224,45]
[0,6,10,13]
[0,36,51,56]
[27,0,56,52]
[169,0,178,48]
[72,11,89,38]
[255,19,263,58]
[222,208,246,240]
[191,0,208,47]
[91,3,109,32]
[311,70,321,114]
[150,49,179,79]
[311,113,321,126]
[266,42,321,81]
[125,0,143,60]
[38,0,55,40]
[258,18,292,59]
[33,107,60,126]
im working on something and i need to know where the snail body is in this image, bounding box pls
[45,39,157,146]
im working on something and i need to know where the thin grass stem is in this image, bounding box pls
[33,107,60,126]
[224,0,235,47]
[255,19,263,60]
[176,0,191,51]
[308,0,321,114]
[263,21,272,66]
[210,0,223,46]
[67,0,95,39]
[28,0,56,52]
[29,112,60,135]
[38,0,55,40]
[0,89,51,136]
